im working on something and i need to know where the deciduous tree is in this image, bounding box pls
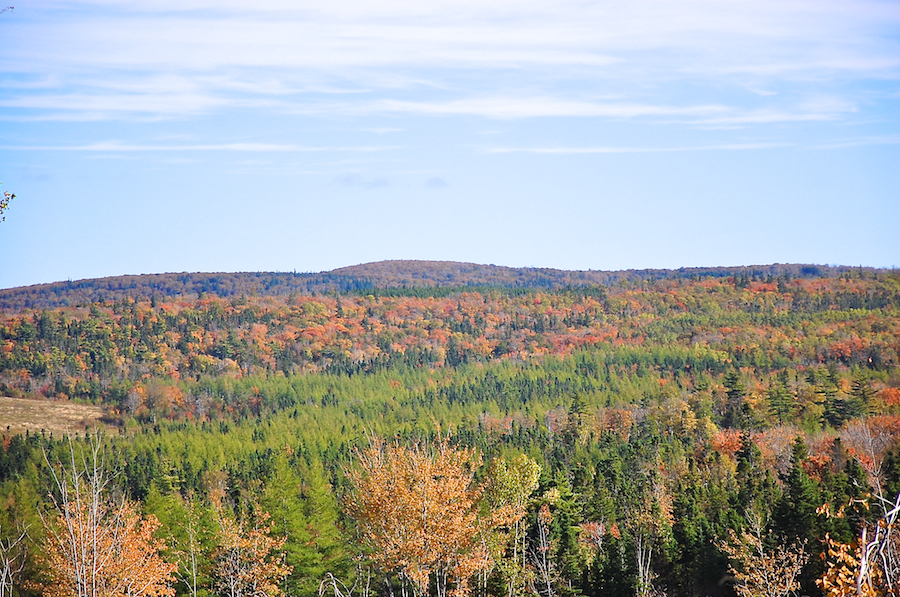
[483,455,541,597]
[210,489,292,597]
[0,524,27,597]
[345,433,492,597]
[0,182,14,223]
[818,491,900,597]
[38,439,176,597]
[719,511,807,597]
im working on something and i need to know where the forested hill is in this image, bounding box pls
[0,259,880,310]
[0,265,899,596]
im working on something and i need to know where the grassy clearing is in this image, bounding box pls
[0,396,113,436]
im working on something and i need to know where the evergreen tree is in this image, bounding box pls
[766,371,793,425]
[262,455,348,597]
[848,372,875,416]
[773,437,824,594]
[722,371,746,429]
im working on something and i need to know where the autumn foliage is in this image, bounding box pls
[210,491,292,597]
[0,267,897,597]
[346,434,496,597]
[719,513,807,597]
[38,445,175,597]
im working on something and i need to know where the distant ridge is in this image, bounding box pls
[0,260,883,311]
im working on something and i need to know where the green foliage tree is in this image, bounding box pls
[723,371,747,429]
[483,454,541,597]
[774,437,826,593]
[0,271,898,597]
[261,454,348,597]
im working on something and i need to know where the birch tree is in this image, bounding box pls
[719,511,807,597]
[210,489,292,597]
[39,438,176,597]
[484,455,541,597]
[346,433,493,597]
[0,525,27,597]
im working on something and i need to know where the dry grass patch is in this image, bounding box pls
[0,396,114,436]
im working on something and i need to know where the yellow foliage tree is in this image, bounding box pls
[211,490,292,597]
[346,433,496,597]
[818,534,884,597]
[719,511,807,597]
[483,455,541,597]
[817,492,900,597]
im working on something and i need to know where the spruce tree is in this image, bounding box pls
[774,437,824,594]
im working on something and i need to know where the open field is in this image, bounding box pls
[0,396,113,436]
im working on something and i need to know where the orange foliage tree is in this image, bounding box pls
[210,490,292,597]
[39,440,176,597]
[345,433,495,597]
[719,511,807,597]
[818,492,900,597]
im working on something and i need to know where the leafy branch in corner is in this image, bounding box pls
[0,182,14,222]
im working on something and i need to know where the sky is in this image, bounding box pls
[0,0,898,289]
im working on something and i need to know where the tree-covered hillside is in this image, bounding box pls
[0,260,882,310]
[0,266,898,597]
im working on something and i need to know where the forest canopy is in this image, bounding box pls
[0,263,898,597]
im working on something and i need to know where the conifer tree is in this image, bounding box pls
[774,437,825,593]
[767,371,793,425]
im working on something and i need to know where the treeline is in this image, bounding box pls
[0,260,887,311]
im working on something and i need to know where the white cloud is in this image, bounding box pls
[333,173,391,189]
[0,0,896,122]
[3,141,399,152]
[811,135,900,149]
[371,97,728,119]
[486,142,791,154]
[488,134,900,153]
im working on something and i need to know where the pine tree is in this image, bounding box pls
[723,371,747,429]
[261,454,348,597]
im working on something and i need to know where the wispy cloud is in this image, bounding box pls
[488,134,900,154]
[3,142,399,152]
[811,135,900,149]
[371,98,729,119]
[333,173,391,189]
[0,92,238,115]
[486,142,791,154]
[2,0,896,123]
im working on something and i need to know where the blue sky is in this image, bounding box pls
[1,0,898,289]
